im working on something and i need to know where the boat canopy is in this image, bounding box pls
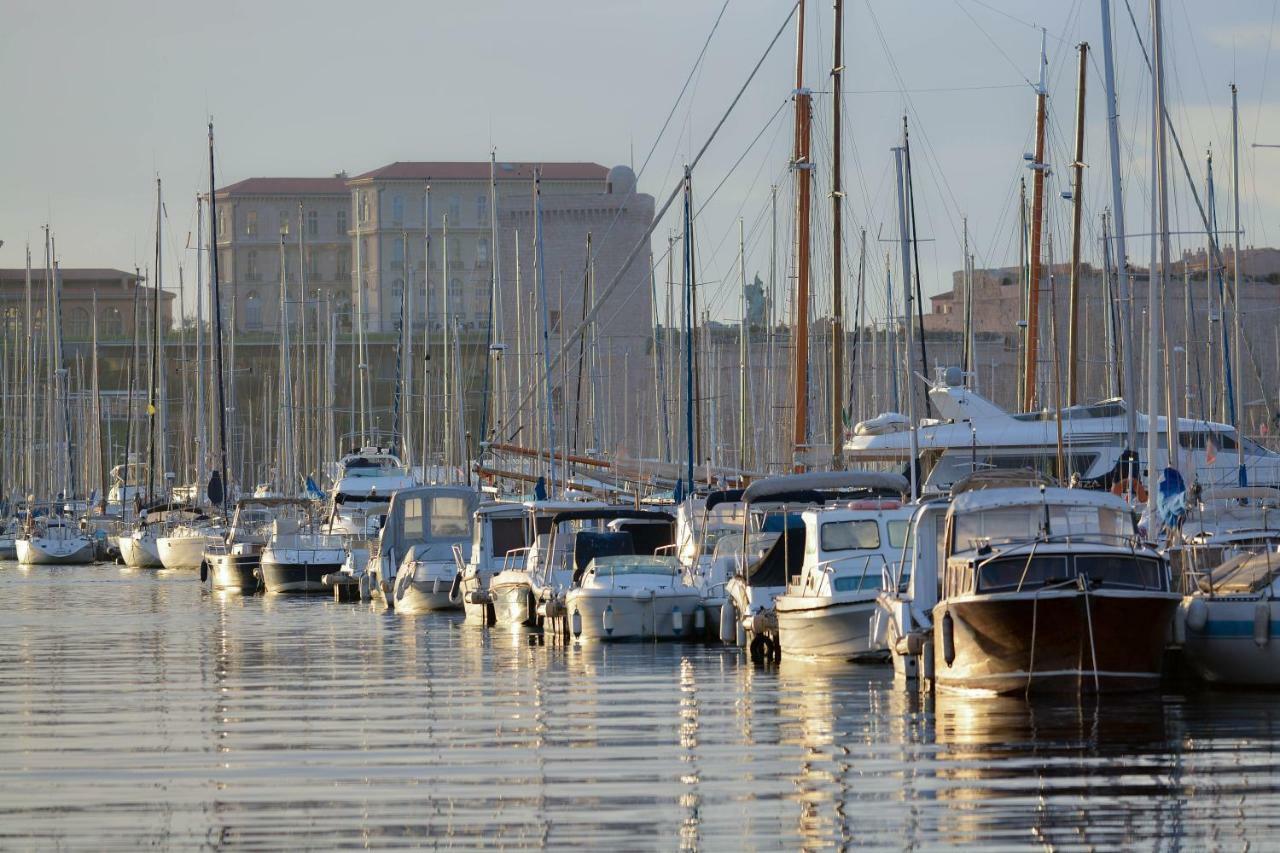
[742,471,908,505]
[950,486,1131,517]
[704,489,746,511]
[550,508,674,526]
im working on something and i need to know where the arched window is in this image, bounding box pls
[101,306,123,338]
[244,291,262,329]
[67,307,91,339]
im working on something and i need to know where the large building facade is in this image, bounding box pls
[0,267,172,340]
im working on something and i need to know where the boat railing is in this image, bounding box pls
[653,544,680,557]
[501,546,533,574]
[789,554,886,596]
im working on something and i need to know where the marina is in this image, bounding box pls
[3,0,1280,846]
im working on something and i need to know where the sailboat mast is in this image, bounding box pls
[893,145,918,501]
[208,122,231,518]
[1067,41,1089,406]
[148,179,162,502]
[1230,83,1245,482]
[830,0,845,470]
[1100,0,1139,481]
[1023,31,1049,411]
[791,0,812,471]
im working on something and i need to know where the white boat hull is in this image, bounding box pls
[391,561,461,613]
[120,534,164,569]
[490,576,536,627]
[568,591,702,641]
[157,534,220,571]
[17,536,96,565]
[775,595,883,660]
[1182,596,1280,685]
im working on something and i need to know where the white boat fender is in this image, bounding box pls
[1256,603,1271,647]
[750,612,768,636]
[571,609,582,637]
[693,606,705,633]
[358,574,371,601]
[942,611,956,667]
[719,601,736,644]
[603,604,614,636]
[1184,597,1208,633]
[672,606,683,636]
[735,614,747,647]
[432,577,442,594]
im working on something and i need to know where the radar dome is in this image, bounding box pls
[607,164,636,195]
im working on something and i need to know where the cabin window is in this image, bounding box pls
[977,555,1069,592]
[430,496,470,537]
[952,507,1038,552]
[403,497,425,539]
[1076,555,1165,590]
[491,517,527,557]
[821,519,880,552]
[887,520,909,549]
[833,574,880,593]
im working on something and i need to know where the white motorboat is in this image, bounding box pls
[723,470,909,662]
[567,555,702,642]
[846,368,1280,495]
[324,447,418,539]
[380,485,480,613]
[677,490,747,640]
[487,500,606,628]
[1180,551,1280,685]
[16,514,95,565]
[260,505,346,594]
[204,498,306,593]
[120,501,208,569]
[774,500,916,661]
[459,501,532,625]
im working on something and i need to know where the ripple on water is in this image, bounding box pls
[1,562,1279,848]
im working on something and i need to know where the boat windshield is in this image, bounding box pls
[589,556,678,577]
[952,504,1131,553]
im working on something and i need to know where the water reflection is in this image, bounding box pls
[4,563,1280,847]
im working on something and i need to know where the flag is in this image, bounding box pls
[1205,435,1217,465]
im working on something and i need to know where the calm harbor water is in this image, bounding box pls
[2,562,1279,849]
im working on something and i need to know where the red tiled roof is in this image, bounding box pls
[350,161,607,183]
[216,177,349,196]
[0,268,140,282]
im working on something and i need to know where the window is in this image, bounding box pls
[449,238,461,268]
[307,210,318,236]
[337,208,348,234]
[476,237,490,264]
[246,250,259,281]
[337,248,350,278]
[308,249,321,279]
[392,279,404,311]
[477,195,489,225]
[245,210,258,237]
[101,306,123,337]
[218,210,229,239]
[391,240,404,270]
[448,195,461,224]
[67,307,91,339]
[244,291,262,329]
[887,520,909,549]
[403,497,424,539]
[548,309,560,332]
[490,516,528,556]
[392,195,404,224]
[430,496,471,537]
[821,519,880,552]
[278,209,290,235]
[359,191,370,224]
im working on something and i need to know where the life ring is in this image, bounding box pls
[1110,477,1148,503]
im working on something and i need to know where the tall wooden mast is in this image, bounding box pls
[791,0,812,470]
[1023,31,1049,410]
[830,0,845,470]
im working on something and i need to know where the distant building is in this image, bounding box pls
[212,176,351,333]
[0,268,172,340]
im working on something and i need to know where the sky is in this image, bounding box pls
[1,0,1277,324]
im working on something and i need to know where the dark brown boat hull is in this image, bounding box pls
[933,590,1179,695]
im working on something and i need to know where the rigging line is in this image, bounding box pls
[962,0,1071,41]
[1257,0,1280,140]
[507,1,801,427]
[695,99,790,219]
[950,0,1035,88]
